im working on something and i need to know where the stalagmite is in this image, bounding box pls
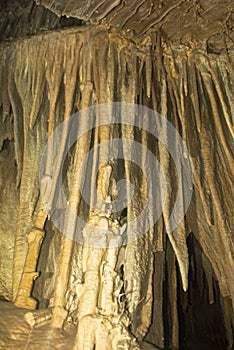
[12,42,47,300]
[51,122,92,328]
[14,229,45,309]
[14,35,80,309]
[13,43,61,305]
[73,209,140,349]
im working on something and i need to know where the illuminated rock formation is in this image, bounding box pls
[0,1,233,349]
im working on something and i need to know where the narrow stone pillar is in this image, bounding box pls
[14,228,45,309]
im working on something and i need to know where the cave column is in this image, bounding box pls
[14,203,47,309]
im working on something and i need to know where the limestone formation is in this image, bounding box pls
[0,1,233,349]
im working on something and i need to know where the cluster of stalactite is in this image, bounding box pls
[0,24,233,349]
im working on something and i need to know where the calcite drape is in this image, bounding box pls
[0,18,233,349]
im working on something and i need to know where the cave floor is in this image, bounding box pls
[0,300,76,350]
[0,300,160,350]
[0,300,226,349]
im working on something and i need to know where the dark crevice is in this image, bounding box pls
[0,138,10,152]
[177,234,229,350]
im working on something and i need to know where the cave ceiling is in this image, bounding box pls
[35,0,234,42]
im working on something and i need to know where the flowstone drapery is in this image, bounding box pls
[0,3,233,346]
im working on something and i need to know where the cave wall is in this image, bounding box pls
[0,0,83,41]
[0,1,233,349]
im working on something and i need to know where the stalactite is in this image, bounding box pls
[206,59,233,138]
[137,58,144,105]
[183,56,188,97]
[45,37,80,213]
[119,46,136,238]
[189,58,201,133]
[151,70,158,114]
[168,62,189,289]
[0,19,233,349]
[199,69,233,171]
[217,59,234,127]
[155,216,164,253]
[156,30,163,83]
[190,170,212,227]
[133,105,157,339]
[0,47,10,122]
[158,70,189,291]
[92,32,113,196]
[196,68,234,301]
[8,71,24,188]
[118,47,148,338]
[186,62,214,226]
[179,59,185,127]
[11,36,53,306]
[166,52,183,120]
[63,35,80,121]
[51,133,93,328]
[45,43,64,136]
[93,32,109,104]
[197,146,232,292]
[29,50,46,129]
[11,34,79,307]
[12,44,32,299]
[106,40,117,102]
[170,224,188,292]
[44,42,65,184]
[51,37,95,328]
[166,73,179,123]
[167,241,179,350]
[158,75,170,236]
[145,44,152,98]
